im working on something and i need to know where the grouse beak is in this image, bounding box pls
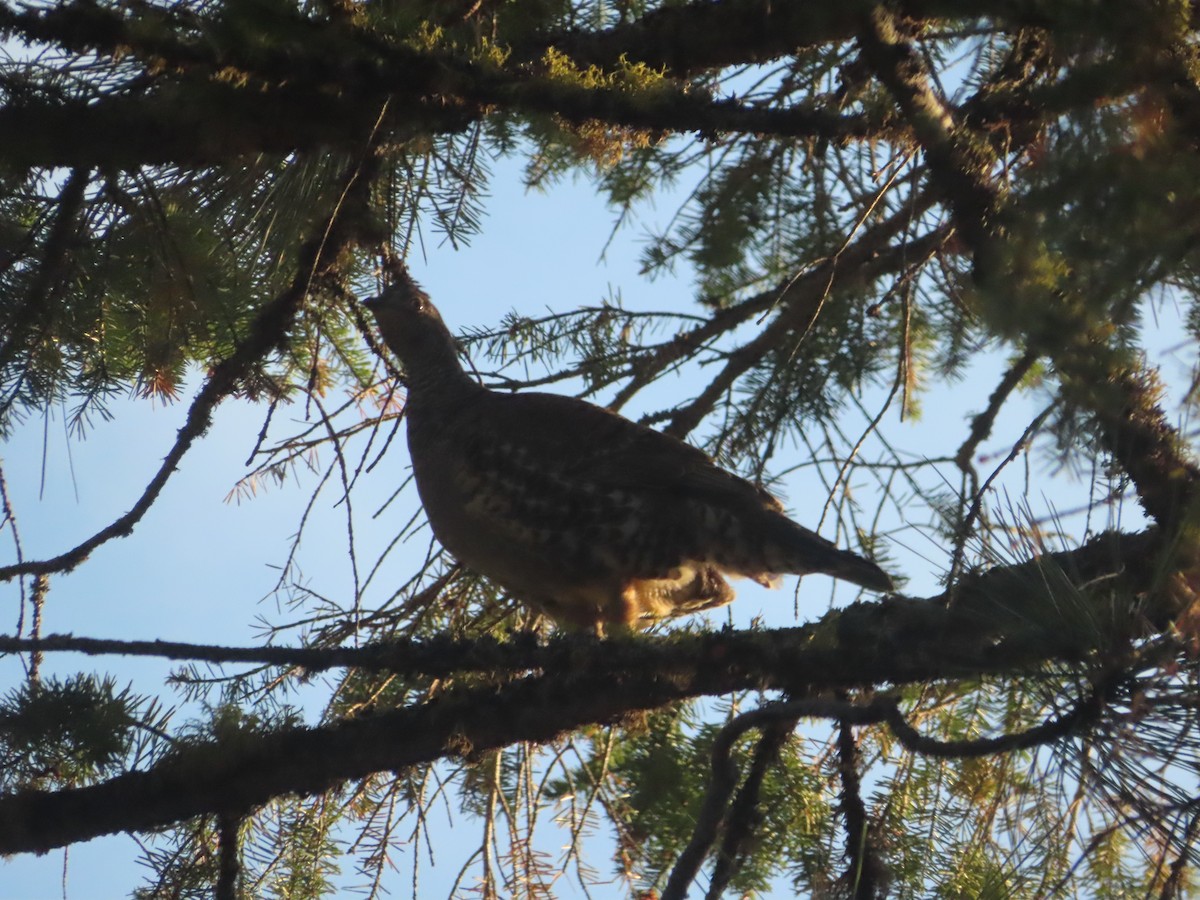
[361,295,382,311]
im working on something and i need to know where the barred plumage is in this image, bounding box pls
[364,268,892,632]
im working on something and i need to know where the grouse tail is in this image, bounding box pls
[811,544,894,592]
[766,514,894,592]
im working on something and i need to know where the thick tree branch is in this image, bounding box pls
[0,673,1111,855]
[528,0,1189,76]
[0,85,416,170]
[4,0,1151,172]
[216,812,241,900]
[4,0,1185,170]
[0,529,1139,855]
[0,78,883,172]
[0,0,885,170]
[527,0,883,74]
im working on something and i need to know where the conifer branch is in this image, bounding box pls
[663,225,951,439]
[0,642,1113,855]
[661,705,802,900]
[954,347,1040,472]
[0,75,884,172]
[0,572,1124,691]
[0,0,886,169]
[1,0,1169,175]
[0,167,90,406]
[878,691,1100,758]
[525,0,1177,77]
[609,188,940,418]
[0,148,384,583]
[3,1,1199,890]
[0,525,1161,684]
[858,5,1200,538]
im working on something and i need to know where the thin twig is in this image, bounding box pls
[0,462,27,635]
[955,347,1040,472]
[28,574,47,683]
[946,401,1056,595]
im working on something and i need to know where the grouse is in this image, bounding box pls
[363,268,893,632]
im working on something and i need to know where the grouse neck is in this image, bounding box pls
[402,366,484,412]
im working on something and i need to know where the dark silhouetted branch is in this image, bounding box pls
[705,718,794,900]
[0,525,1162,683]
[216,812,241,900]
[837,713,884,899]
[0,640,1112,855]
[662,704,803,900]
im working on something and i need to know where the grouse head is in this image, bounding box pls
[363,271,473,397]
